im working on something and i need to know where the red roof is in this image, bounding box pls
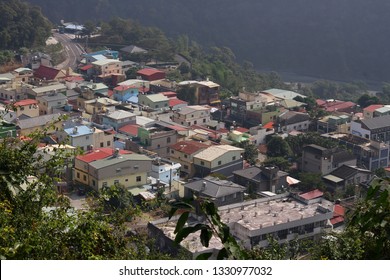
[330,216,344,225]
[169,98,187,107]
[137,68,164,76]
[14,99,38,106]
[363,104,383,112]
[161,91,177,98]
[108,90,114,97]
[316,99,327,106]
[118,124,140,136]
[76,148,132,163]
[34,65,61,80]
[80,64,93,71]
[170,140,209,155]
[299,189,324,200]
[333,204,345,216]
[235,127,249,133]
[325,101,356,112]
[217,128,229,133]
[263,121,274,129]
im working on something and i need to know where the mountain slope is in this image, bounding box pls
[25,0,390,82]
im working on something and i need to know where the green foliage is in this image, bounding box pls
[309,80,368,101]
[263,157,291,172]
[236,140,258,166]
[176,86,196,105]
[296,173,325,192]
[357,94,381,108]
[0,0,51,50]
[266,136,292,158]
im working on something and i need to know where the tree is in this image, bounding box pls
[357,94,380,108]
[263,157,291,171]
[266,136,292,158]
[236,140,258,166]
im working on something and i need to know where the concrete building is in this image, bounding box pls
[138,122,178,157]
[233,166,289,194]
[150,157,181,185]
[138,93,170,111]
[183,176,246,207]
[323,165,372,191]
[58,125,94,151]
[169,140,210,177]
[73,148,152,192]
[277,111,310,133]
[363,104,383,119]
[193,145,244,177]
[323,133,390,171]
[351,115,390,144]
[26,83,67,99]
[13,99,39,118]
[177,80,220,105]
[102,110,137,131]
[172,105,211,127]
[36,92,68,115]
[301,144,357,175]
[149,191,334,257]
[92,59,124,78]
[17,113,62,136]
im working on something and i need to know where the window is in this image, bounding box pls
[167,137,171,143]
[136,176,142,182]
[114,180,119,185]
[134,165,139,170]
[157,144,160,148]
[125,179,128,182]
[155,105,159,108]
[100,142,104,148]
[203,119,206,123]
[77,172,80,179]
[218,160,222,165]
[201,161,205,166]
[20,106,24,111]
[102,182,107,187]
[58,101,62,105]
[116,168,121,173]
[184,154,188,158]
[92,180,96,186]
[184,165,189,170]
[107,141,111,146]
[86,136,89,140]
[83,174,87,181]
[171,150,174,154]
[194,120,197,125]
[232,156,236,161]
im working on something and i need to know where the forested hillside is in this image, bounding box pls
[0,0,51,49]
[25,0,390,82]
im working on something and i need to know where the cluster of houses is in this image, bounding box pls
[1,45,389,258]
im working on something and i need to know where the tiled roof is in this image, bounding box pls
[169,98,187,107]
[170,140,209,155]
[14,99,38,106]
[235,127,249,133]
[65,76,84,82]
[325,101,356,112]
[262,121,274,129]
[299,189,324,200]
[114,85,137,91]
[161,91,177,98]
[34,65,61,80]
[118,124,140,136]
[137,68,164,76]
[18,113,61,129]
[279,111,310,124]
[80,64,93,71]
[363,104,383,112]
[76,148,131,163]
[105,110,136,120]
[330,165,371,180]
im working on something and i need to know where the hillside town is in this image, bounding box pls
[0,27,389,259]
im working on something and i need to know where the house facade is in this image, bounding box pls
[36,92,68,115]
[150,158,181,185]
[351,115,390,144]
[13,99,39,118]
[172,105,211,126]
[193,145,244,177]
[138,93,170,111]
[102,110,137,131]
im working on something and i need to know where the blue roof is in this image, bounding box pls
[127,96,139,104]
[64,125,93,137]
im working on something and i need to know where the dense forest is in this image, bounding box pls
[0,0,51,50]
[26,0,390,83]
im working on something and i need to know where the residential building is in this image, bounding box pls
[323,133,390,171]
[26,83,67,99]
[13,99,39,118]
[230,91,272,123]
[92,127,115,149]
[245,106,285,128]
[36,92,68,115]
[169,140,210,177]
[82,49,119,64]
[233,166,289,194]
[58,125,94,151]
[184,176,246,207]
[92,59,124,78]
[138,122,178,157]
[138,93,170,111]
[17,113,62,136]
[102,110,137,131]
[137,68,166,81]
[277,111,310,133]
[11,68,34,83]
[316,114,352,134]
[150,157,181,185]
[112,84,139,103]
[193,145,244,177]
[172,105,211,126]
[301,144,357,175]
[351,115,390,144]
[363,104,383,119]
[373,106,390,118]
[149,191,334,257]
[177,80,220,105]
[261,88,306,101]
[323,165,372,191]
[33,65,66,81]
[73,148,152,191]
[316,99,356,114]
[169,98,188,111]
[64,76,84,90]
[83,98,119,115]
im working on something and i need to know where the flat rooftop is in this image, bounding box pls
[219,197,333,231]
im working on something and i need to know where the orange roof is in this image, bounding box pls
[114,85,137,91]
[118,124,140,136]
[137,68,164,76]
[263,121,274,129]
[169,98,187,107]
[170,140,209,155]
[299,189,324,200]
[76,148,131,163]
[235,127,249,133]
[65,76,84,82]
[333,204,345,217]
[14,99,38,106]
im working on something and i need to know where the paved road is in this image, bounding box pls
[53,32,85,70]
